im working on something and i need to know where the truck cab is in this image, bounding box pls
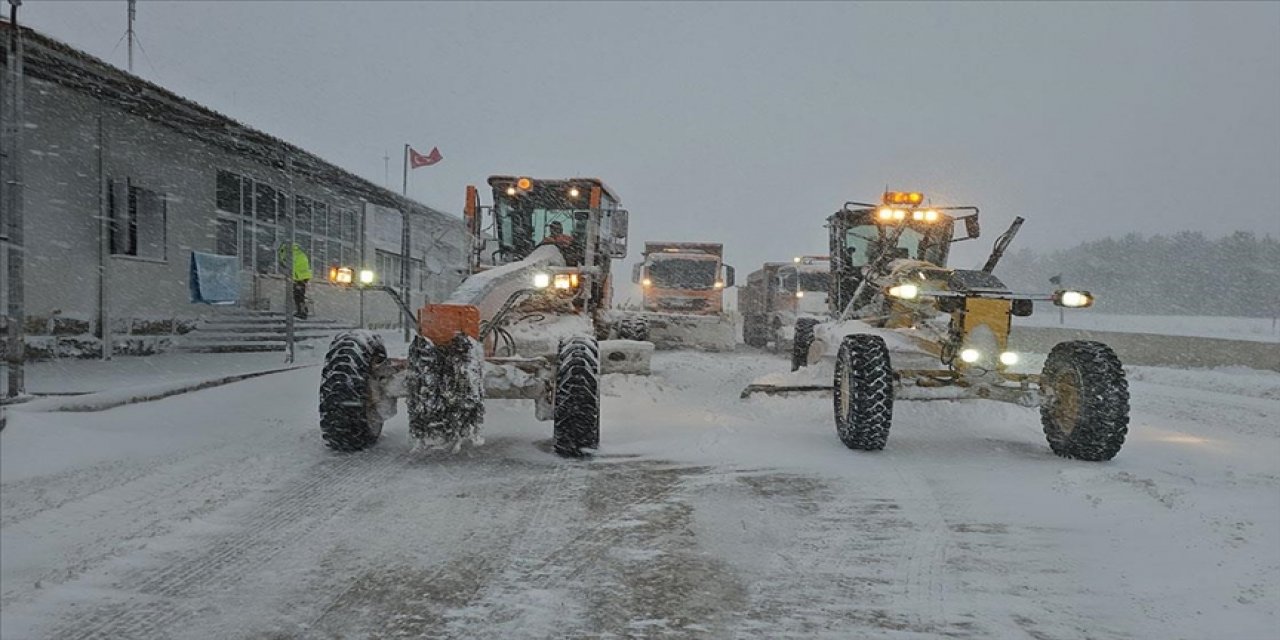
[631,242,735,315]
[739,256,832,349]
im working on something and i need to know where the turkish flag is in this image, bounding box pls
[409,146,443,168]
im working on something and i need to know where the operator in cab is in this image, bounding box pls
[540,221,581,265]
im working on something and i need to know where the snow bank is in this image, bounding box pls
[1023,312,1280,343]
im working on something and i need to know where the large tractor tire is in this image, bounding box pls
[320,331,388,452]
[554,336,601,457]
[833,334,895,451]
[615,316,650,342]
[742,316,768,348]
[408,333,485,447]
[1039,341,1130,461]
[791,318,820,371]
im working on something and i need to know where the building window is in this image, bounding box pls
[215,171,361,278]
[292,196,357,273]
[215,170,288,275]
[216,170,241,214]
[110,180,167,261]
[215,218,238,256]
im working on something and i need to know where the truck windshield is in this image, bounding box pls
[782,271,830,292]
[648,257,718,289]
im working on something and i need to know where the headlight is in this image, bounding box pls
[912,210,925,221]
[960,348,981,363]
[714,281,725,289]
[505,186,517,196]
[892,209,907,221]
[795,290,805,298]
[358,269,376,285]
[568,187,580,198]
[331,267,354,285]
[924,209,939,222]
[533,272,551,289]
[999,351,1019,366]
[553,274,573,289]
[642,278,652,287]
[1054,290,1093,308]
[877,207,894,221]
[887,283,919,300]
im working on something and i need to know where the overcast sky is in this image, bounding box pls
[22,1,1280,274]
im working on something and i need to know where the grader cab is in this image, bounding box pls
[318,176,651,459]
[744,191,1132,462]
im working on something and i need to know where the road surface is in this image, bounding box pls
[2,348,1277,639]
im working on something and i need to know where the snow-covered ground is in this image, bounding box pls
[1023,312,1280,343]
[2,347,1277,639]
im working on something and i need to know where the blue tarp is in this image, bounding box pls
[189,251,240,304]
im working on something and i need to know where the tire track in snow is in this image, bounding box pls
[1,443,260,607]
[47,448,411,640]
[442,462,709,638]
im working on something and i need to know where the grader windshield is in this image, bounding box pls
[486,176,621,264]
[828,192,979,312]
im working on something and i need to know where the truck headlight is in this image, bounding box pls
[795,290,805,298]
[642,278,652,287]
[533,272,551,289]
[1054,290,1093,308]
[358,269,376,285]
[553,274,574,289]
[960,348,981,363]
[888,283,919,300]
[999,351,1019,366]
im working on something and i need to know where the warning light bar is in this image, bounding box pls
[883,191,924,206]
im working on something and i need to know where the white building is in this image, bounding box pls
[0,21,466,360]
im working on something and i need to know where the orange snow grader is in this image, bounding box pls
[318,177,650,458]
[743,191,1132,461]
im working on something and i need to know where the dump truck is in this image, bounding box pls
[318,176,651,458]
[616,241,737,351]
[739,256,832,350]
[742,191,1132,461]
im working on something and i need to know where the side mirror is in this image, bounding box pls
[631,263,643,284]
[954,214,980,242]
[723,265,736,288]
[608,210,629,258]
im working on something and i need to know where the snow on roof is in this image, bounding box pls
[0,20,458,227]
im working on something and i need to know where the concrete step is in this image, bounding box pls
[178,311,356,352]
[195,320,342,331]
[179,340,321,353]
[181,331,338,342]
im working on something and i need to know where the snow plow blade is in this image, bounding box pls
[740,383,833,399]
[643,312,737,351]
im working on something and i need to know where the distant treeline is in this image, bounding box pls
[991,231,1280,317]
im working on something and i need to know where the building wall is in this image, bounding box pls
[5,69,465,354]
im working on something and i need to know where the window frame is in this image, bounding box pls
[110,179,169,263]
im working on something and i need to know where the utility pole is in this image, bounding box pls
[400,144,411,343]
[283,151,295,363]
[5,0,26,399]
[126,0,135,74]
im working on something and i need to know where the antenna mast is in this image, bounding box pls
[126,0,136,73]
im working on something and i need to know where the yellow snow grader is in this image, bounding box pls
[319,176,649,458]
[742,191,1132,461]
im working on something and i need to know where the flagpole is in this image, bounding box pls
[400,144,411,342]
